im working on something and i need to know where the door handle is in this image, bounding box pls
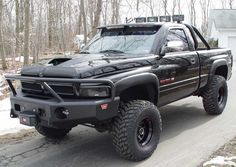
[190,58,196,64]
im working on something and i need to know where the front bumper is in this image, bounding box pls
[5,75,119,128]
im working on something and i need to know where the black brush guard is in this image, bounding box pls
[4,75,119,127]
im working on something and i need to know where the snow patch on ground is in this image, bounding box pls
[6,56,33,63]
[0,98,32,135]
[203,156,236,166]
[0,97,11,112]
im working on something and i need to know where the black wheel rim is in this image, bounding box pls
[137,118,153,146]
[218,87,225,105]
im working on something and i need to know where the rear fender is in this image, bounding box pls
[210,59,228,79]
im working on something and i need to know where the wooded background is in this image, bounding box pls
[0,0,235,70]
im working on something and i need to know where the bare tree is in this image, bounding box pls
[200,0,211,38]
[15,0,20,59]
[177,0,182,14]
[80,0,87,43]
[149,0,154,16]
[33,0,43,63]
[111,0,121,24]
[162,0,168,15]
[221,0,227,8]
[47,0,53,49]
[136,0,139,12]
[102,0,109,25]
[23,0,30,65]
[116,0,121,23]
[75,0,82,34]
[229,0,234,9]
[92,0,102,36]
[20,0,24,33]
[2,0,215,70]
[189,0,197,27]
[172,0,177,15]
[0,0,7,69]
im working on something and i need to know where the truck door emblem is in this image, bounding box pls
[160,77,175,84]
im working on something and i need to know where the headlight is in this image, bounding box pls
[79,85,110,97]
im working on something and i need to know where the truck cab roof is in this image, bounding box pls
[97,22,186,29]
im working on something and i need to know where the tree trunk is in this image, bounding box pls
[48,0,53,49]
[78,11,82,34]
[76,0,82,35]
[20,0,24,33]
[200,0,211,38]
[177,0,182,14]
[229,0,234,9]
[23,0,30,65]
[59,2,66,52]
[0,0,7,69]
[103,0,108,25]
[15,0,20,66]
[92,0,102,36]
[80,0,87,44]
[115,0,120,23]
[190,0,196,27]
[172,0,176,15]
[149,0,154,16]
[111,0,116,24]
[221,0,226,8]
[162,0,168,15]
[35,3,43,63]
[136,0,139,12]
[112,0,120,24]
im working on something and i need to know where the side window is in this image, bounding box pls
[166,29,189,53]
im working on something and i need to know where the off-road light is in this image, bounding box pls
[172,15,184,23]
[135,17,147,23]
[147,17,158,22]
[160,16,171,22]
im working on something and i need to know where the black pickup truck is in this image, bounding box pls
[5,22,233,161]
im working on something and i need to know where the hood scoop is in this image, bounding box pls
[48,58,72,66]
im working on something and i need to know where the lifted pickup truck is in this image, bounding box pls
[5,22,233,161]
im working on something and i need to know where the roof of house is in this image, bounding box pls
[209,9,236,30]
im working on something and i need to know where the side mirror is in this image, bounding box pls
[160,41,185,57]
[165,41,185,53]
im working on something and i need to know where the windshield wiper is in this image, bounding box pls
[80,51,90,54]
[99,49,124,54]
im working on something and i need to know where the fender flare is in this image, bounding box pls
[210,59,228,78]
[114,73,160,103]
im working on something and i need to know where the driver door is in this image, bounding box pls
[157,28,199,106]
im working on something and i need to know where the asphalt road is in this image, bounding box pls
[0,68,236,167]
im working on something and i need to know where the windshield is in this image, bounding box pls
[82,26,160,55]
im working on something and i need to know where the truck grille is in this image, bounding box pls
[21,82,75,96]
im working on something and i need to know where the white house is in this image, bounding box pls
[208,9,236,57]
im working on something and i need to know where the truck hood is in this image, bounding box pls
[21,53,159,78]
